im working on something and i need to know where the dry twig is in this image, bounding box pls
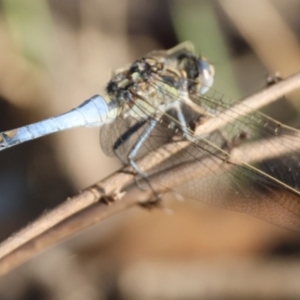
[0,71,300,276]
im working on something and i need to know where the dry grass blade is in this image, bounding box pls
[0,71,300,276]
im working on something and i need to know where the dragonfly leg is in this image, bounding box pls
[113,119,147,165]
[174,104,190,139]
[127,117,161,199]
[174,103,198,144]
[127,118,158,175]
[111,117,160,199]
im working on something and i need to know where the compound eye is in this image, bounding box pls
[197,58,215,94]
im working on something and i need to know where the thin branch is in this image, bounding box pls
[0,191,141,276]
[0,71,300,276]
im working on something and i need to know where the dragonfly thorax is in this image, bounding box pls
[106,57,164,105]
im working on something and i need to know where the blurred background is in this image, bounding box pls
[0,0,300,299]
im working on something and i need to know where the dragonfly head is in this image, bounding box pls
[177,53,215,95]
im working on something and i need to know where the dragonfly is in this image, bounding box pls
[1,41,300,231]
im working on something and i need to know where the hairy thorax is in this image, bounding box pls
[105,57,185,120]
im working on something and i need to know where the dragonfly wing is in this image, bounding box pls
[148,75,300,189]
[100,113,178,162]
[145,41,196,60]
[133,77,300,230]
[135,119,300,230]
[172,149,300,231]
[100,116,132,157]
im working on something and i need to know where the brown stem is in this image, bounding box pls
[0,71,300,276]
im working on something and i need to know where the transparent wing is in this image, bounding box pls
[100,116,133,157]
[100,102,204,162]
[172,151,300,231]
[100,116,152,160]
[122,76,300,231]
